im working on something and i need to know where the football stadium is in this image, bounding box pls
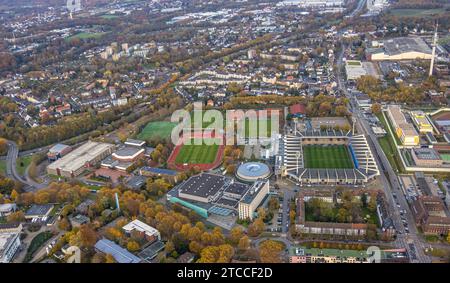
[280,129,379,185]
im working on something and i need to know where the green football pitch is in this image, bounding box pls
[137,121,177,140]
[303,145,354,169]
[175,138,220,164]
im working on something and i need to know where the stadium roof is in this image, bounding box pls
[95,239,141,263]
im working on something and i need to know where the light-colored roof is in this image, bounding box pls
[48,143,71,154]
[95,239,141,263]
[122,219,159,237]
[48,141,114,173]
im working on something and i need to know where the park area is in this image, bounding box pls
[137,121,177,140]
[303,145,354,169]
[304,195,379,226]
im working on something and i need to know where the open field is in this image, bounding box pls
[389,8,447,17]
[100,14,121,19]
[66,32,106,41]
[16,155,33,176]
[137,121,177,140]
[376,113,404,173]
[0,160,6,175]
[303,145,354,169]
[175,138,221,165]
[243,118,272,138]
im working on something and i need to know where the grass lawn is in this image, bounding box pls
[0,160,6,175]
[243,118,272,138]
[390,8,446,17]
[137,121,177,140]
[175,138,220,164]
[66,32,106,41]
[303,145,354,169]
[16,155,33,176]
[24,231,54,263]
[376,112,404,173]
[100,14,120,19]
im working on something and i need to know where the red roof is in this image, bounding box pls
[290,103,306,115]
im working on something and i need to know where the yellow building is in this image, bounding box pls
[387,105,419,146]
[410,111,433,133]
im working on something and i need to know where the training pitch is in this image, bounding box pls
[175,138,221,164]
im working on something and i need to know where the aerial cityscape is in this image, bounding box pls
[0,0,450,266]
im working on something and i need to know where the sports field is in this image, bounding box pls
[303,145,354,169]
[175,138,221,164]
[243,118,272,138]
[137,121,177,140]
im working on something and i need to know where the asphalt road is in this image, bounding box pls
[5,140,46,191]
[336,46,431,263]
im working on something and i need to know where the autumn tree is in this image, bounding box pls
[259,240,285,263]
[371,103,382,114]
[77,225,98,248]
[238,236,250,251]
[6,211,25,223]
[105,254,116,263]
[197,244,234,263]
[229,227,244,246]
[127,240,140,252]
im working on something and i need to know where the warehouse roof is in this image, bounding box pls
[178,173,227,198]
[383,37,431,56]
[48,141,114,173]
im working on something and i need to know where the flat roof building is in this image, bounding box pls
[47,144,72,162]
[25,204,54,220]
[345,60,367,80]
[0,231,21,263]
[167,173,269,220]
[411,148,443,167]
[410,111,433,134]
[387,105,419,146]
[122,220,161,242]
[367,37,432,61]
[47,141,115,178]
[112,146,145,162]
[238,181,270,220]
[94,239,141,263]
